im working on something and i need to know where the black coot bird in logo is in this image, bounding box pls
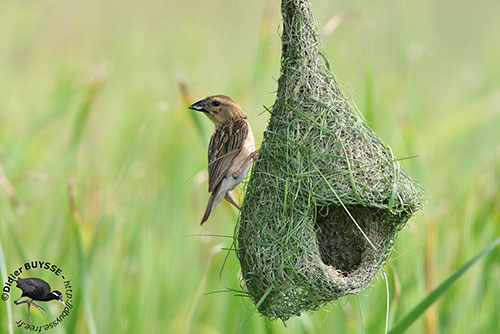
[14,277,65,323]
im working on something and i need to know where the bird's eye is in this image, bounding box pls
[212,100,221,107]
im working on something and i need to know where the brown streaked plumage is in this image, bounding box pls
[189,95,257,225]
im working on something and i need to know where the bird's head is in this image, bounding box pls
[50,290,65,307]
[189,95,246,125]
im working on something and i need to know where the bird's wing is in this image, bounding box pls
[17,279,37,295]
[17,278,50,296]
[208,118,249,193]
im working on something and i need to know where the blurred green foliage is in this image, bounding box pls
[0,0,499,333]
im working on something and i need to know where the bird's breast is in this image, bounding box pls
[231,122,255,172]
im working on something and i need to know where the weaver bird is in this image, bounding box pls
[189,95,257,225]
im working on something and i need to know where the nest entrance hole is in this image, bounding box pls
[315,205,379,275]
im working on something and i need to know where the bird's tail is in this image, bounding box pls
[201,192,216,225]
[200,183,223,225]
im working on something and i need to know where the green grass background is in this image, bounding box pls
[1,0,499,333]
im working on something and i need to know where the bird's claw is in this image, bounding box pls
[30,301,46,314]
[225,192,241,210]
[234,149,260,177]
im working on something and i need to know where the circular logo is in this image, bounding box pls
[1,260,73,331]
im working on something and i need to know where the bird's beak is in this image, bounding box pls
[59,297,65,308]
[188,99,210,113]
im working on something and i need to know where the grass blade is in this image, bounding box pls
[388,236,500,334]
[0,238,13,334]
[178,80,206,139]
[64,182,97,334]
[68,68,107,155]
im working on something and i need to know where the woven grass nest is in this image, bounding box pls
[236,0,423,320]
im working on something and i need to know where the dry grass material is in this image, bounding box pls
[236,0,423,320]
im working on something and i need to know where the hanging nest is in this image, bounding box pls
[236,0,424,320]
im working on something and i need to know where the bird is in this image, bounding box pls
[14,277,65,323]
[189,95,258,225]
